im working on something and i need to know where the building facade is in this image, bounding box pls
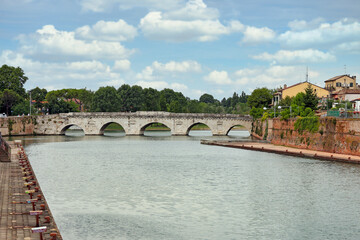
[273,82,330,106]
[325,75,357,92]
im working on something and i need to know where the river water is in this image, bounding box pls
[8,131,360,240]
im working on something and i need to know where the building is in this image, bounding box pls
[64,98,86,112]
[351,98,360,112]
[273,82,330,106]
[324,75,357,92]
[332,89,360,102]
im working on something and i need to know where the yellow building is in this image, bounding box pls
[324,74,357,92]
[273,82,330,105]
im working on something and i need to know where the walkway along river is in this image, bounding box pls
[0,138,62,239]
[6,130,360,239]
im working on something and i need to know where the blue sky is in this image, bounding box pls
[1,0,360,100]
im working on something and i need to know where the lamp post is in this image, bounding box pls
[278,105,292,118]
[274,105,276,118]
[29,91,32,116]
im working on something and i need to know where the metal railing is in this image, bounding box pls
[326,110,360,118]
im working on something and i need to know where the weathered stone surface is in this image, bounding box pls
[0,112,252,136]
[256,118,360,156]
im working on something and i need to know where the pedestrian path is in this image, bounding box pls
[0,145,62,240]
[201,140,360,164]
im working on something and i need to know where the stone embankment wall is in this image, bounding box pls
[0,116,37,136]
[253,118,360,156]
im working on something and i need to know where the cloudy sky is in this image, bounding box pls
[1,0,360,99]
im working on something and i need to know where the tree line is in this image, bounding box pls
[0,64,251,116]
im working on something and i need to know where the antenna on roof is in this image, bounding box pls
[306,66,309,82]
[344,65,347,75]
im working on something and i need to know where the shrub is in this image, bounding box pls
[294,116,320,134]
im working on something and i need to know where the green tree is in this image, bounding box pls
[141,88,160,111]
[45,92,79,114]
[91,86,120,112]
[187,100,202,113]
[30,87,48,110]
[76,88,94,111]
[292,92,305,106]
[168,100,181,112]
[233,102,250,115]
[0,65,28,97]
[12,100,36,115]
[303,84,319,110]
[199,93,215,104]
[279,96,292,107]
[250,107,264,119]
[117,84,143,112]
[239,91,248,103]
[248,88,273,108]
[0,89,21,115]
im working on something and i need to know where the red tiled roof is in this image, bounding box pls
[336,89,360,94]
[31,100,48,104]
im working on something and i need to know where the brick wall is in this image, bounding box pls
[255,118,360,156]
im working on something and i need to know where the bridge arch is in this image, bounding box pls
[60,124,85,135]
[99,122,126,135]
[186,122,213,136]
[139,122,172,136]
[225,124,251,136]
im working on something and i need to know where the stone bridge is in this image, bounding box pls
[34,111,253,136]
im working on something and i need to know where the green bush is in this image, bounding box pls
[294,116,320,134]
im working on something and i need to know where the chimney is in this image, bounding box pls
[284,84,287,89]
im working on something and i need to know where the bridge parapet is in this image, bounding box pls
[59,111,252,120]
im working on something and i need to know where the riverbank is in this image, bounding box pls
[201,140,360,164]
[0,139,62,239]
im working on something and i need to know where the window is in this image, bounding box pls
[350,83,353,87]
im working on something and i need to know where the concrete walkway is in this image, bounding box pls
[0,146,62,239]
[201,140,360,164]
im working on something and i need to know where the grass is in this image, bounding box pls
[104,123,124,131]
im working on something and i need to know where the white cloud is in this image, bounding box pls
[170,83,188,91]
[75,19,137,42]
[136,66,154,81]
[67,61,109,72]
[80,0,184,12]
[18,25,134,61]
[213,89,224,95]
[279,18,360,48]
[242,26,276,44]
[334,41,360,54]
[139,0,244,42]
[164,0,219,20]
[99,79,125,87]
[136,60,202,81]
[152,60,201,72]
[113,59,131,71]
[234,65,316,88]
[288,18,325,31]
[204,70,232,85]
[252,49,336,64]
[135,80,188,91]
[0,50,123,90]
